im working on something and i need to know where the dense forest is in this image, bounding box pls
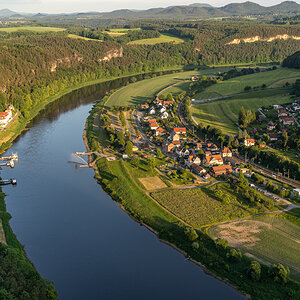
[282,50,300,68]
[0,21,299,117]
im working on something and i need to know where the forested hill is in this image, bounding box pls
[3,1,300,21]
[0,21,300,117]
[282,50,300,68]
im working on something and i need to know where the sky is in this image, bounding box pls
[0,0,299,14]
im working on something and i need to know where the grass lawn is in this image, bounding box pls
[151,183,276,228]
[0,26,65,32]
[191,88,292,135]
[193,68,300,99]
[96,158,179,230]
[68,34,102,41]
[105,67,235,108]
[127,33,186,45]
[208,215,300,281]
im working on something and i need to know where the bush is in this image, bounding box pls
[248,261,261,282]
[184,227,198,241]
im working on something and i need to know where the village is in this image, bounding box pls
[139,94,255,180]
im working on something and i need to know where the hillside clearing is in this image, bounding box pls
[68,34,102,41]
[0,26,66,32]
[128,33,186,45]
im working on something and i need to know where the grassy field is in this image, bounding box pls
[191,88,292,135]
[128,33,186,45]
[151,183,276,228]
[105,31,127,36]
[0,26,65,32]
[208,215,300,281]
[193,68,300,99]
[109,28,141,32]
[68,34,102,41]
[105,67,234,108]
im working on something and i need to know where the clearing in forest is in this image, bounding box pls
[127,33,186,45]
[0,26,66,32]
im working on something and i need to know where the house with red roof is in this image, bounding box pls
[210,165,233,177]
[155,127,167,136]
[202,154,223,167]
[279,116,295,126]
[150,122,159,130]
[173,127,186,135]
[244,138,255,147]
[221,147,232,158]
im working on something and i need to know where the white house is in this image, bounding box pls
[0,105,14,127]
[161,111,169,119]
[160,106,166,113]
[149,107,156,115]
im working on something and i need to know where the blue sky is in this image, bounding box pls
[0,0,299,13]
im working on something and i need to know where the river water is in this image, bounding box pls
[1,78,244,300]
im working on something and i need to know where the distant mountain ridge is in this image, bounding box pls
[0,1,300,19]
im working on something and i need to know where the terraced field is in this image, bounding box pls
[208,215,300,281]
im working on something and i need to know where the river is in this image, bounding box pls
[1,78,245,300]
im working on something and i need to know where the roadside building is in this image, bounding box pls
[278,108,288,117]
[163,141,174,153]
[202,154,223,167]
[155,127,167,136]
[244,138,255,147]
[279,116,295,126]
[150,122,159,130]
[173,127,187,136]
[161,111,169,119]
[267,121,275,131]
[269,133,278,141]
[190,163,206,175]
[221,147,232,158]
[186,155,201,167]
[141,103,149,110]
[211,165,232,177]
[0,105,14,127]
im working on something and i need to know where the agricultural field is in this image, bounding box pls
[139,176,167,190]
[208,215,300,281]
[151,183,277,228]
[191,88,292,135]
[68,34,102,41]
[127,33,186,45]
[105,31,126,36]
[0,26,66,32]
[109,28,141,32]
[193,68,300,99]
[105,67,233,108]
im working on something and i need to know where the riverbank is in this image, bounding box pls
[84,129,248,298]
[0,65,186,155]
[84,81,300,299]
